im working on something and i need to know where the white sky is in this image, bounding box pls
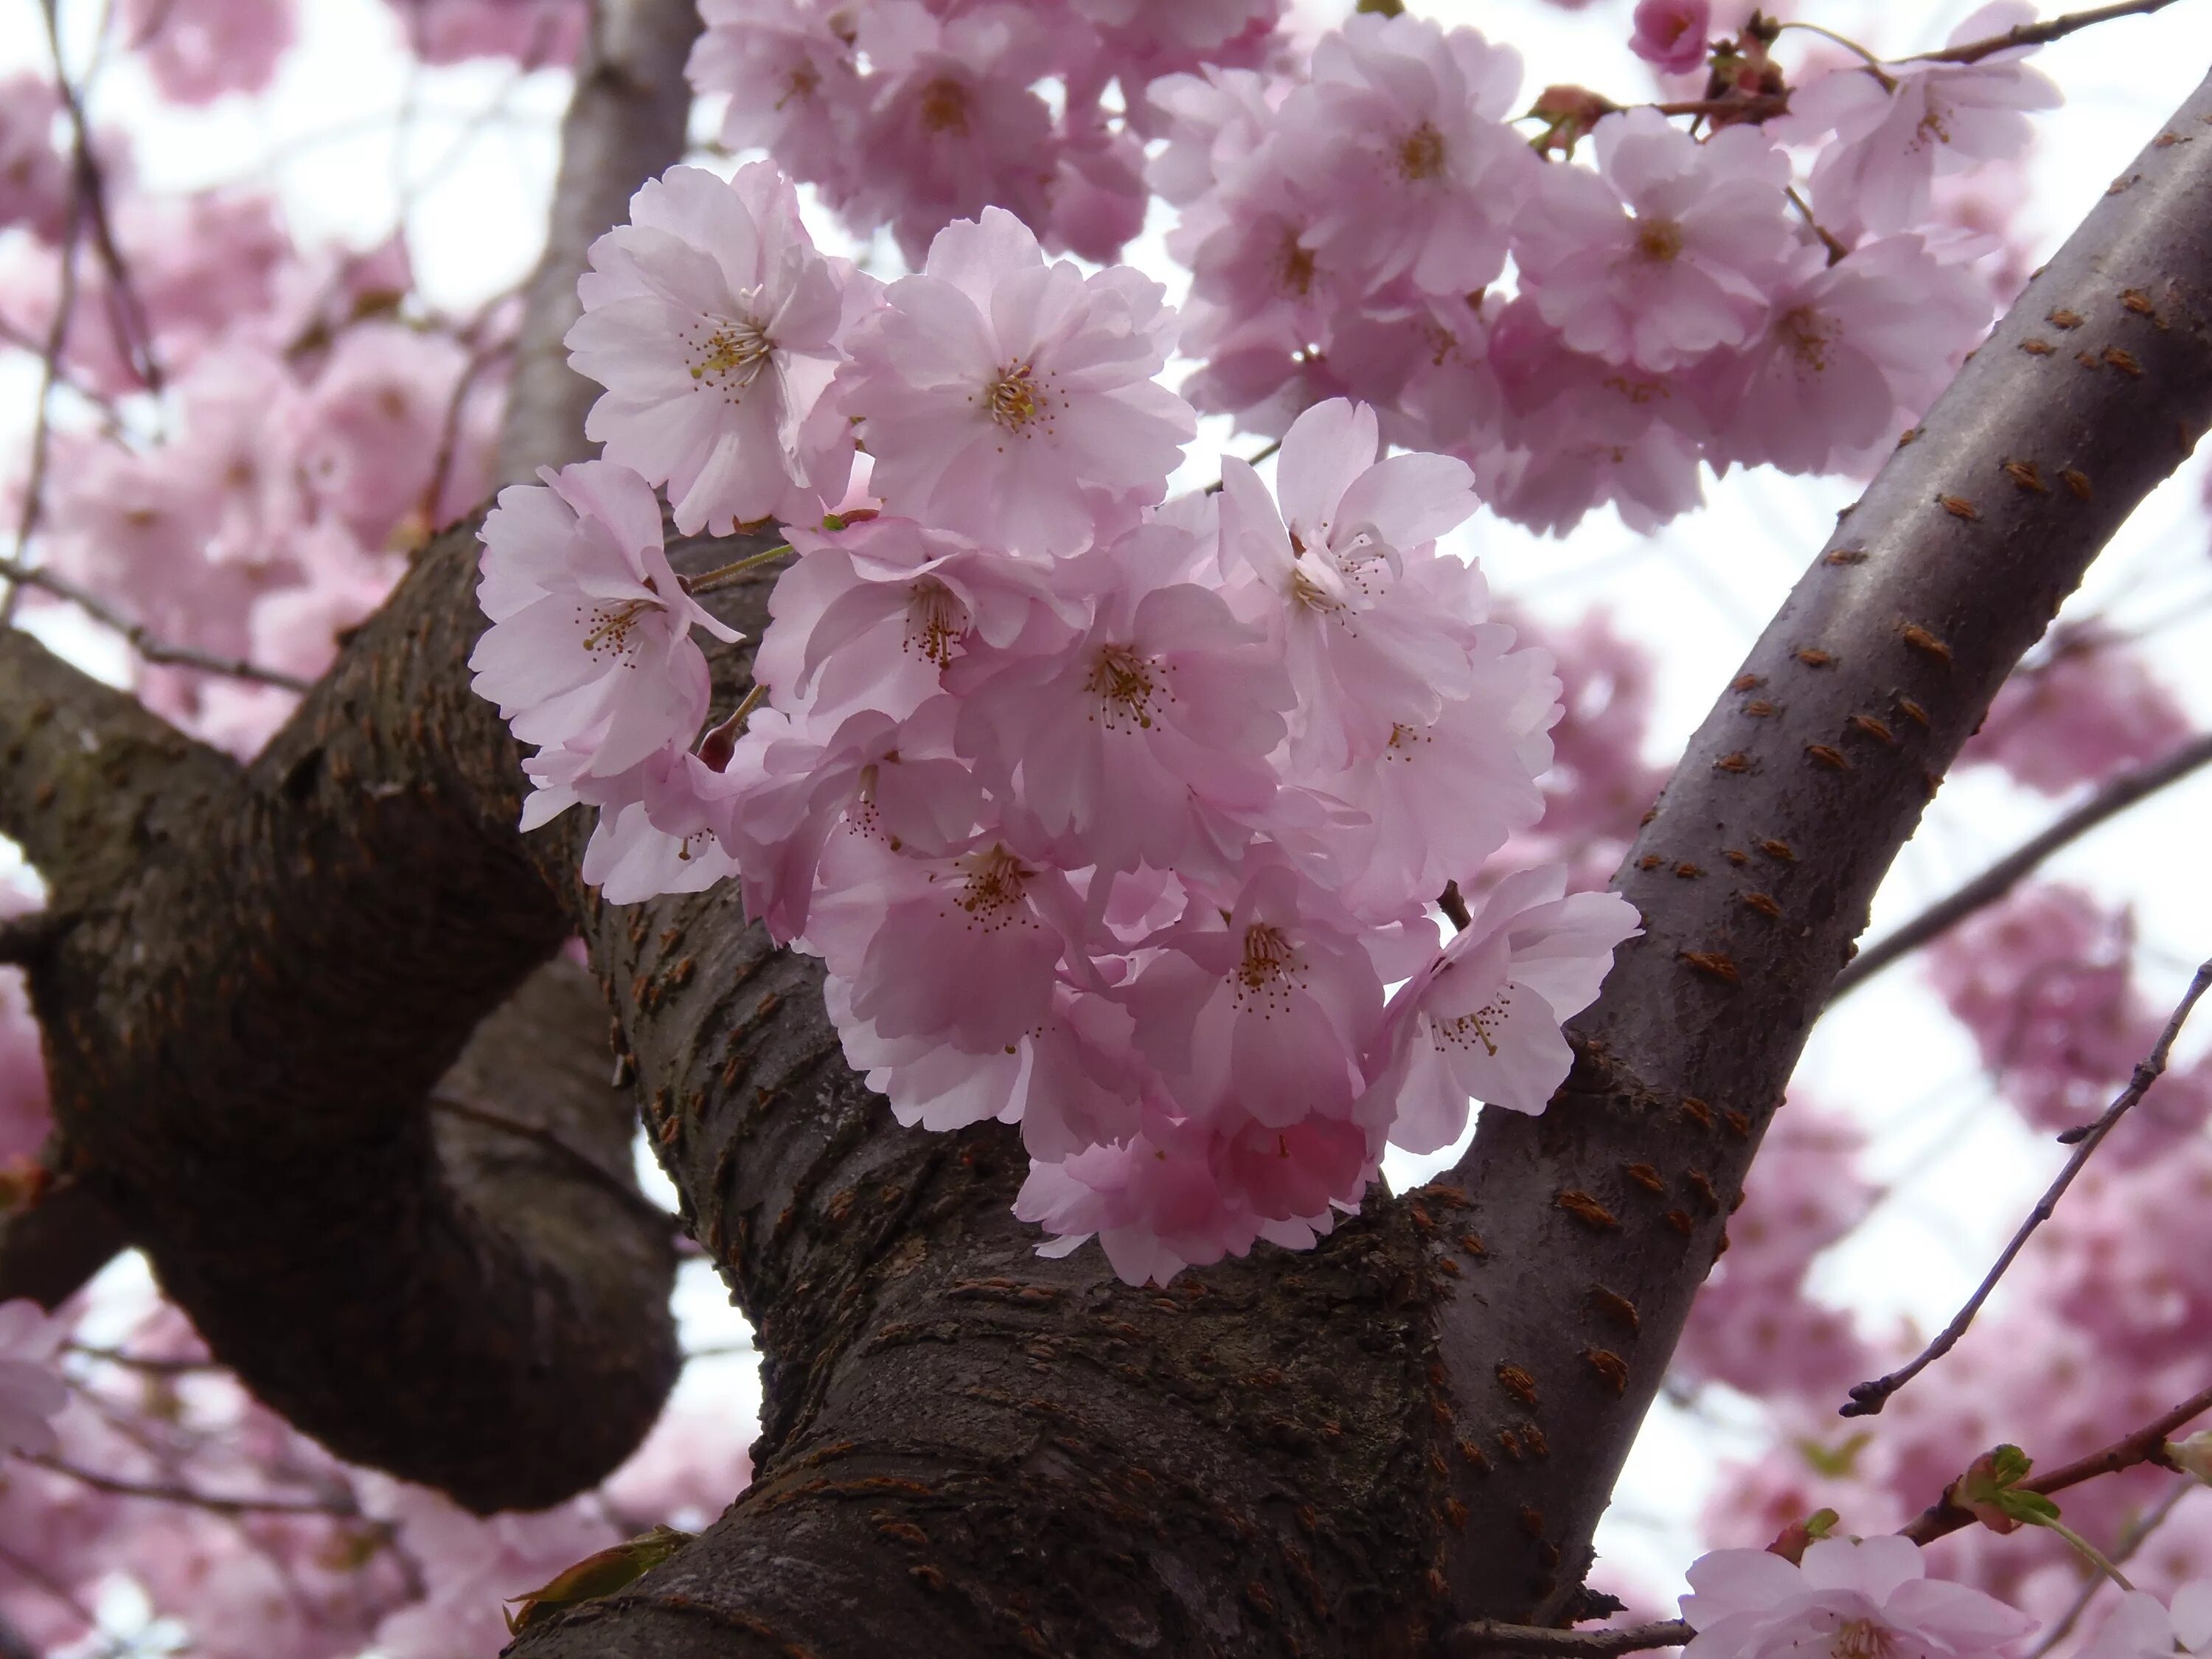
[5,0,2212,1635]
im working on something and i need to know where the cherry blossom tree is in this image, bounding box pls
[4,0,2212,1655]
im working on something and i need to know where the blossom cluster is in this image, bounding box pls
[1145,4,2050,535]
[686,0,1287,265]
[471,161,1642,1283]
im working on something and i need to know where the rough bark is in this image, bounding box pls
[1432,68,2212,1624]
[0,574,680,1512]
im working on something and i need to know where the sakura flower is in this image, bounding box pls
[750,513,1079,726]
[1363,866,1640,1153]
[1681,1535,2037,1659]
[386,0,583,66]
[803,822,1078,1055]
[124,0,296,105]
[1068,0,1276,55]
[0,74,69,240]
[721,698,982,942]
[1962,627,2191,796]
[692,0,863,179]
[1015,1102,1371,1285]
[841,3,1060,265]
[1514,107,1793,372]
[0,1299,66,1459]
[835,206,1194,556]
[1699,234,1989,476]
[1778,3,2062,241]
[1121,861,1388,1134]
[952,522,1293,874]
[1274,14,1537,296]
[297,320,469,549]
[2080,1582,2212,1659]
[1216,397,1482,769]
[470,460,740,805]
[1630,0,1710,76]
[567,163,877,537]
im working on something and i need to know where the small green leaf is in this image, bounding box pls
[1795,1432,1871,1479]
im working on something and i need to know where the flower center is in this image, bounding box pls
[919,76,971,136]
[1274,229,1316,296]
[1086,644,1164,731]
[1235,922,1300,1006]
[1781,305,1841,372]
[1397,122,1447,181]
[1635,218,1685,262]
[956,845,1032,928]
[1831,1618,1895,1659]
[904,577,970,669]
[777,62,819,109]
[984,362,1046,431]
[1433,990,1514,1058]
[689,315,776,392]
[580,594,663,660]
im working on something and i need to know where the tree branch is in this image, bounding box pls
[1841,956,2212,1416]
[1902,0,2185,65]
[1431,69,2212,1624]
[1828,730,2212,1002]
[1449,1620,1692,1656]
[497,0,702,480]
[1902,1380,2212,1544]
[0,553,314,691]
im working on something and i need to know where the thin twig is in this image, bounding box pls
[1902,0,2183,64]
[32,1455,360,1518]
[1447,1618,1692,1656]
[1829,731,2212,1004]
[427,1092,681,1231]
[683,543,794,596]
[41,0,162,393]
[1202,437,1285,495]
[1902,1380,2212,1543]
[0,554,313,692]
[1440,880,1472,932]
[1845,959,2212,1417]
[2025,1478,2191,1659]
[0,131,86,629]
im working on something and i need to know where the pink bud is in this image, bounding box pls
[1630,0,1711,76]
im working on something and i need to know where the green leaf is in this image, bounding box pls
[1795,1433,1871,1479]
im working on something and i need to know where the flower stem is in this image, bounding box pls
[683,544,794,597]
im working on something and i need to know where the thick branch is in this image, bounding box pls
[0,608,678,1509]
[497,0,702,480]
[1433,70,2212,1623]
[1829,729,2212,1002]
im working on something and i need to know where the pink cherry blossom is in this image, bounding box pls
[0,75,69,240]
[1630,0,1710,76]
[1363,866,1641,1154]
[2079,1583,2212,1659]
[1215,397,1484,770]
[951,525,1293,874]
[0,1298,66,1459]
[1699,234,1989,476]
[840,3,1061,266]
[1778,3,2062,241]
[124,0,297,105]
[469,460,740,804]
[1682,1536,2038,1659]
[1514,107,1793,373]
[296,321,470,550]
[1273,14,1536,297]
[834,206,1194,556]
[692,0,863,182]
[1962,627,2191,796]
[384,0,583,66]
[567,162,877,537]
